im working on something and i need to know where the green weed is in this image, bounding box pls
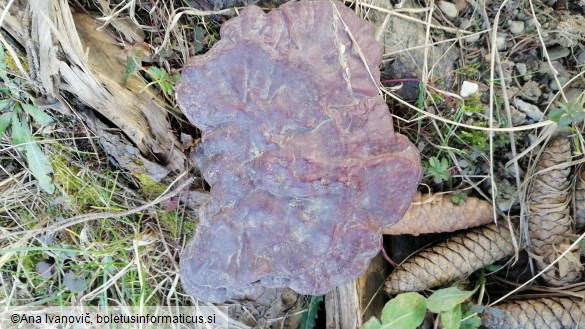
[0,43,55,194]
[362,286,481,329]
[426,156,451,184]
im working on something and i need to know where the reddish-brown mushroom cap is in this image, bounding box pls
[177,0,422,303]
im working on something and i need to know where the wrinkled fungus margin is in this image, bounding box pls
[176,0,423,303]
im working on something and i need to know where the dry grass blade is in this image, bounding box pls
[384,223,514,294]
[383,192,494,235]
[528,137,582,286]
[481,297,585,329]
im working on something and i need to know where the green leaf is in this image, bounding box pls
[147,66,164,81]
[0,98,12,113]
[0,42,9,82]
[25,138,55,194]
[362,317,382,329]
[440,304,462,329]
[10,113,54,193]
[300,296,323,329]
[193,26,206,53]
[0,112,11,136]
[11,112,27,150]
[461,313,482,329]
[427,287,477,313]
[122,53,141,86]
[426,156,451,184]
[484,264,504,272]
[21,103,53,127]
[460,303,482,329]
[429,156,440,168]
[147,66,174,96]
[451,192,467,205]
[558,116,572,127]
[380,292,427,329]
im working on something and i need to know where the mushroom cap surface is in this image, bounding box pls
[176,0,422,303]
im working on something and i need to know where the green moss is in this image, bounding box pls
[158,209,196,239]
[462,93,483,114]
[456,64,481,79]
[135,173,167,199]
[51,154,124,212]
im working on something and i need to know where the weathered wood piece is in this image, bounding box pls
[325,255,388,329]
[0,0,186,177]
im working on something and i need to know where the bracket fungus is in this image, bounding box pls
[176,1,422,303]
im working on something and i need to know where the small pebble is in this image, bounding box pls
[520,80,541,102]
[496,33,508,51]
[510,105,527,126]
[438,1,458,19]
[549,76,570,91]
[35,261,54,280]
[460,19,479,43]
[546,46,570,61]
[460,81,479,98]
[577,51,585,65]
[565,88,583,103]
[515,63,527,76]
[464,33,480,43]
[525,18,538,32]
[459,19,473,30]
[513,98,543,121]
[509,21,525,35]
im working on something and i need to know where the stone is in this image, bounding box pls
[546,46,570,61]
[516,63,527,76]
[509,21,525,35]
[438,1,458,19]
[513,98,544,121]
[520,80,542,102]
[460,81,479,98]
[496,33,508,51]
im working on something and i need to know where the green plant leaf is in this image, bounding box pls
[460,303,482,328]
[548,107,565,122]
[193,25,206,53]
[440,304,462,329]
[0,112,11,136]
[426,156,451,184]
[11,112,27,150]
[380,292,427,329]
[147,66,163,80]
[300,295,323,329]
[461,313,482,329]
[548,97,585,128]
[25,138,55,194]
[451,192,467,205]
[427,287,477,313]
[11,113,54,193]
[362,317,382,329]
[484,264,504,272]
[0,98,12,113]
[0,42,9,82]
[147,66,174,96]
[122,53,141,86]
[21,103,53,127]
